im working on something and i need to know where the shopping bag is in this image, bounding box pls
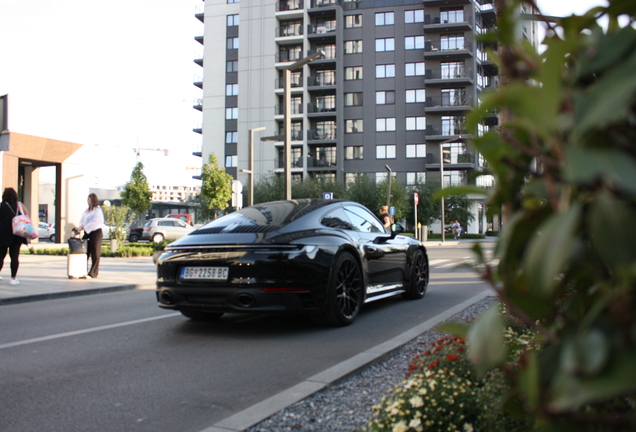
[12,214,39,239]
[68,237,87,254]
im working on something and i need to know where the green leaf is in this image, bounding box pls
[550,350,636,410]
[589,192,636,267]
[466,304,507,378]
[566,147,636,196]
[560,329,610,376]
[517,350,540,408]
[523,205,582,296]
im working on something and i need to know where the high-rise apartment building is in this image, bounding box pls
[193,0,538,232]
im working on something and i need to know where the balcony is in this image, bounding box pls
[276,0,303,12]
[309,0,336,10]
[275,157,304,169]
[275,49,304,63]
[275,129,304,141]
[193,98,203,111]
[275,26,304,43]
[425,122,468,140]
[423,13,473,32]
[424,35,474,58]
[307,48,336,64]
[307,74,336,88]
[275,103,304,115]
[425,66,474,85]
[307,129,337,141]
[307,103,336,115]
[195,5,204,23]
[425,94,473,111]
[342,1,361,10]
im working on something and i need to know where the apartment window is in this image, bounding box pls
[376,118,396,132]
[345,15,362,28]
[375,12,394,26]
[315,94,335,112]
[315,121,336,140]
[405,62,425,76]
[227,0,239,3]
[442,116,465,135]
[225,155,237,167]
[345,146,364,160]
[227,14,239,26]
[226,107,238,120]
[441,88,467,106]
[344,92,363,106]
[346,119,363,133]
[226,60,239,72]
[316,69,336,86]
[226,84,239,96]
[376,145,396,159]
[441,61,465,79]
[441,34,465,50]
[317,44,336,59]
[344,40,363,54]
[375,64,395,78]
[345,66,363,80]
[376,91,395,105]
[405,89,425,103]
[406,172,426,186]
[441,8,464,23]
[315,18,337,33]
[375,38,395,52]
[405,10,424,23]
[406,116,426,130]
[226,131,238,143]
[281,20,302,36]
[444,170,467,187]
[227,37,239,49]
[406,144,426,158]
[405,36,425,50]
[314,147,336,167]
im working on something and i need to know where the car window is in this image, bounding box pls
[344,205,385,233]
[144,221,152,228]
[176,220,188,228]
[321,208,355,231]
[158,221,171,227]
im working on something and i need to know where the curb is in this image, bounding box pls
[0,284,155,306]
[199,289,493,432]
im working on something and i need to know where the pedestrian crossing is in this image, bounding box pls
[429,258,499,269]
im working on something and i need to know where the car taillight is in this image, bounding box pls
[144,227,152,231]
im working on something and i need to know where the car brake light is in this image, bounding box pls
[145,227,152,231]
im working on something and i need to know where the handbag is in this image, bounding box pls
[6,202,39,240]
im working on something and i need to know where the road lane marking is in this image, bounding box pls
[429,259,451,266]
[0,313,180,350]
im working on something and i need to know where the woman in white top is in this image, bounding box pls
[77,193,105,278]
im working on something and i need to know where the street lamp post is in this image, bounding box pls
[385,165,392,208]
[241,126,266,207]
[282,50,325,200]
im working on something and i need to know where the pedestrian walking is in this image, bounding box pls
[379,205,393,230]
[452,220,462,240]
[76,193,105,278]
[0,187,28,285]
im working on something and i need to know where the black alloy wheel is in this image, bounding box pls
[314,252,363,326]
[129,233,139,243]
[402,249,429,300]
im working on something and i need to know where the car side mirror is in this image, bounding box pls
[390,223,404,238]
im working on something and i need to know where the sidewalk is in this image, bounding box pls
[0,252,157,305]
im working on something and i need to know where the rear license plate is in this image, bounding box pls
[180,267,229,280]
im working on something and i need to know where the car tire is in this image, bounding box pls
[49,234,55,242]
[402,249,428,300]
[152,233,164,243]
[313,251,363,326]
[129,233,139,243]
[180,310,224,321]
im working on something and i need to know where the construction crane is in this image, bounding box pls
[134,148,169,163]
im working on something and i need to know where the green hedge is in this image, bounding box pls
[23,244,155,257]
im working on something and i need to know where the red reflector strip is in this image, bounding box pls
[263,288,311,293]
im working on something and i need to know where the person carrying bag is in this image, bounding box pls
[0,187,30,285]
[76,193,105,279]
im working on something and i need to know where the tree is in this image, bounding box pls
[253,174,284,204]
[102,203,133,246]
[344,174,378,212]
[375,177,408,221]
[120,162,152,216]
[199,153,233,220]
[444,194,474,228]
[410,181,442,227]
[440,1,636,429]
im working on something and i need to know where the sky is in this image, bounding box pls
[0,0,606,189]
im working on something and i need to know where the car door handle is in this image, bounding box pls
[365,246,378,254]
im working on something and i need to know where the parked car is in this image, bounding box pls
[128,220,146,243]
[142,218,195,243]
[155,199,429,326]
[166,213,193,225]
[38,222,54,241]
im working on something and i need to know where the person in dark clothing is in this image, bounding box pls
[76,193,105,279]
[0,187,28,285]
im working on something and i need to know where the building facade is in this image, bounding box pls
[194,0,538,232]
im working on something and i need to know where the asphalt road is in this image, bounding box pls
[0,242,493,432]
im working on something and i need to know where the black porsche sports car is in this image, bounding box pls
[155,199,429,326]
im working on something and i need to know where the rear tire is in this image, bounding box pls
[50,234,55,242]
[180,310,224,321]
[152,233,164,243]
[129,233,139,243]
[313,252,363,326]
[402,249,428,300]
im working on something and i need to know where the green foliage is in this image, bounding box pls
[120,162,152,215]
[292,177,346,200]
[102,204,134,245]
[376,177,409,221]
[444,194,475,228]
[24,246,155,257]
[199,153,233,221]
[456,1,636,429]
[410,181,442,227]
[343,174,379,213]
[253,173,284,204]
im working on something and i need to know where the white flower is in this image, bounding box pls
[409,396,424,408]
[409,417,422,429]
[463,423,474,432]
[393,420,409,432]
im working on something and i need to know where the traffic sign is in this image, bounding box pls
[414,193,419,205]
[322,192,333,199]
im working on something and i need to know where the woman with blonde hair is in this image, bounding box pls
[379,205,393,230]
[76,193,105,278]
